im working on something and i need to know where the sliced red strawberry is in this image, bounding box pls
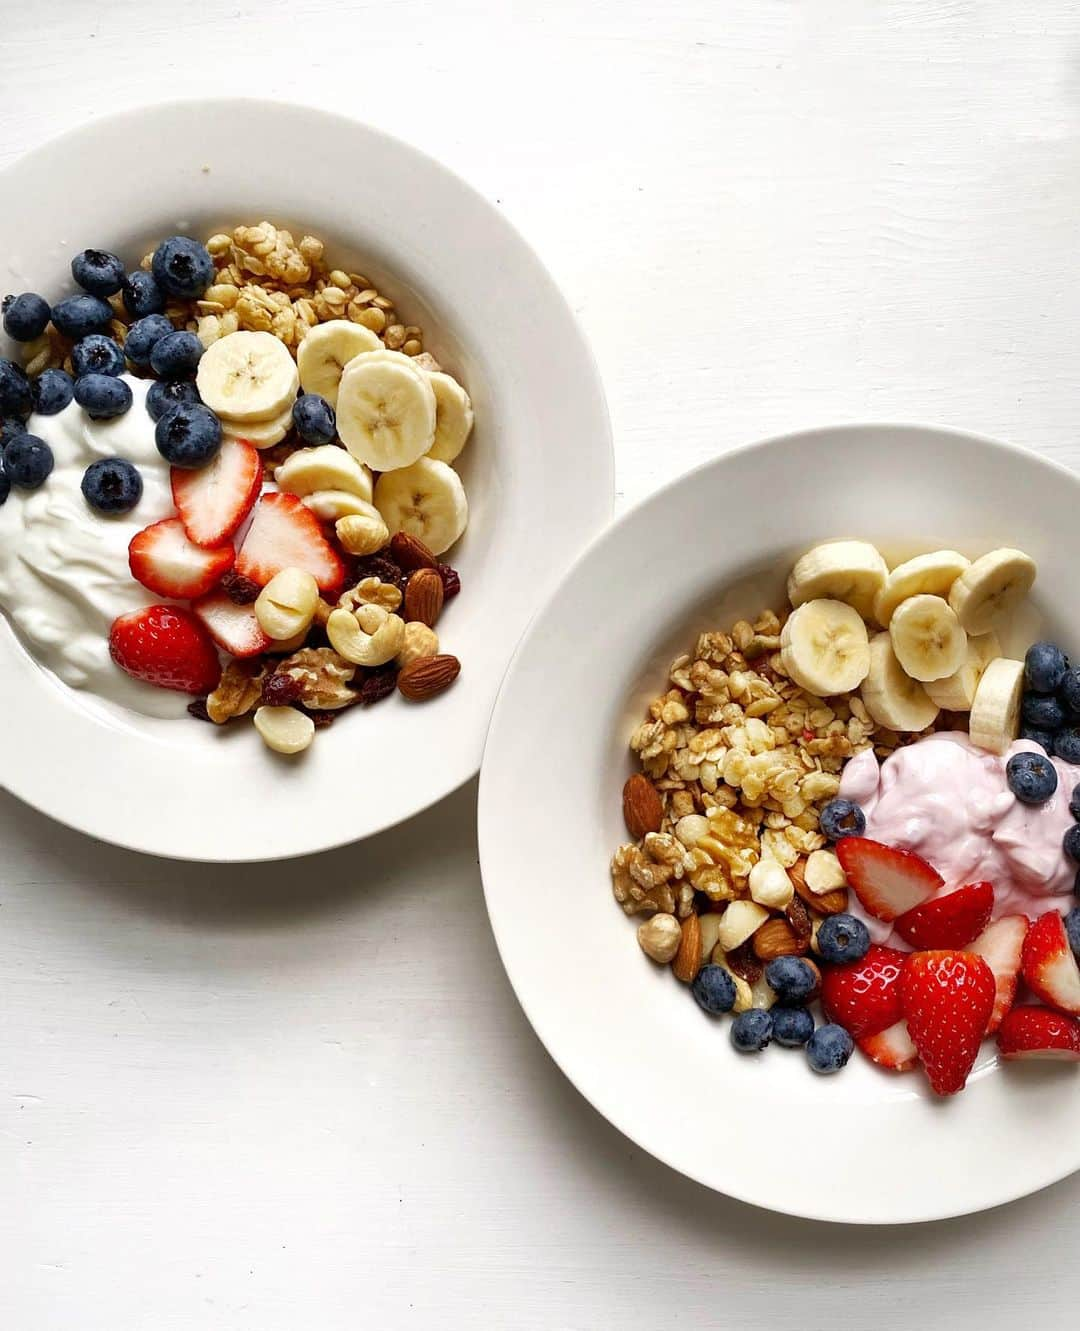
[835,837,943,921]
[894,881,994,950]
[191,589,271,659]
[820,944,907,1039]
[858,1019,918,1072]
[235,491,344,592]
[969,913,1029,1034]
[128,518,234,599]
[171,437,262,548]
[1021,911,1080,1016]
[901,950,995,1096]
[109,604,221,695]
[997,1005,1080,1060]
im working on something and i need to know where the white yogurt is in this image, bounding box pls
[0,376,190,718]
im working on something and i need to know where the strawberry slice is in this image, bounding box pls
[997,1005,1080,1060]
[820,944,907,1039]
[171,437,262,548]
[109,604,221,695]
[894,881,994,950]
[1021,911,1080,1016]
[835,837,943,921]
[235,492,344,592]
[191,589,271,658]
[858,1019,918,1072]
[901,950,996,1096]
[128,518,234,599]
[968,914,1029,1034]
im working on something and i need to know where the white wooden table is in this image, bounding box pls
[3,3,1078,1325]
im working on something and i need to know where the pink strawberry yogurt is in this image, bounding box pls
[839,731,1078,943]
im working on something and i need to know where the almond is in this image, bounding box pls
[752,917,808,961]
[622,774,664,840]
[672,913,702,983]
[390,531,438,572]
[397,653,461,700]
[404,567,444,627]
[793,870,849,916]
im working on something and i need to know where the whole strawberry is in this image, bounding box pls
[109,604,222,695]
[900,950,995,1096]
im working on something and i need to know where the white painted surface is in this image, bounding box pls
[2,1,1079,1325]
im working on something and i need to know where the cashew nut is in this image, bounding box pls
[326,603,405,666]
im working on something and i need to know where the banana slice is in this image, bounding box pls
[779,599,871,696]
[336,350,437,471]
[948,548,1037,634]
[860,632,940,732]
[296,320,383,407]
[888,594,967,683]
[196,330,299,423]
[302,490,379,522]
[221,402,294,449]
[787,540,888,621]
[274,445,373,501]
[924,632,1001,710]
[426,372,474,464]
[873,549,970,626]
[374,457,468,555]
[968,657,1024,754]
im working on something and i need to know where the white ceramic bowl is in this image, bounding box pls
[479,424,1080,1223]
[0,99,612,861]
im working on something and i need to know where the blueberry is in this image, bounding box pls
[71,334,125,379]
[816,912,871,965]
[1066,907,1080,960]
[1021,726,1055,755]
[1055,729,1080,766]
[293,392,336,445]
[691,964,737,1015]
[806,1023,854,1074]
[151,236,214,299]
[1060,667,1080,716]
[0,455,8,506]
[2,292,51,342]
[124,313,174,367]
[149,329,203,380]
[818,797,866,843]
[4,433,53,489]
[146,378,201,422]
[1022,691,1067,732]
[74,374,133,421]
[1065,824,1080,864]
[1075,866,1080,897]
[0,417,24,448]
[1070,784,1080,821]
[31,368,75,416]
[121,269,166,319]
[155,402,221,469]
[50,293,112,340]
[71,248,125,298]
[80,456,143,514]
[772,1006,815,1048]
[1006,750,1058,805]
[764,956,818,1005]
[1024,641,1069,694]
[730,1009,773,1053]
[0,359,32,419]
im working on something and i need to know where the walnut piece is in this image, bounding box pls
[280,647,357,710]
[338,576,403,614]
[206,659,267,724]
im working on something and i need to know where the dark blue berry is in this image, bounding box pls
[1075,867,1080,897]
[818,797,866,843]
[0,418,23,447]
[1066,907,1080,960]
[0,359,32,419]
[816,912,871,965]
[0,455,8,506]
[124,313,174,367]
[691,964,737,1015]
[146,378,201,422]
[151,236,214,298]
[155,402,221,468]
[1070,784,1080,822]
[71,334,125,379]
[1024,641,1069,694]
[730,1009,773,1053]
[1065,824,1080,864]
[764,956,818,1005]
[74,374,133,421]
[71,248,125,297]
[121,269,166,319]
[1060,667,1080,716]
[1055,729,1080,766]
[772,1006,815,1048]
[4,433,53,489]
[1021,726,1055,755]
[2,292,51,342]
[1022,691,1067,732]
[80,457,143,514]
[51,293,112,339]
[31,368,75,416]
[292,392,336,445]
[806,1023,854,1073]
[149,329,202,380]
[1006,750,1058,805]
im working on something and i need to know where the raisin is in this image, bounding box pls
[304,709,338,729]
[187,698,212,723]
[786,892,812,942]
[357,663,399,705]
[220,568,261,605]
[261,672,303,707]
[726,940,763,985]
[353,554,406,590]
[437,563,461,599]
